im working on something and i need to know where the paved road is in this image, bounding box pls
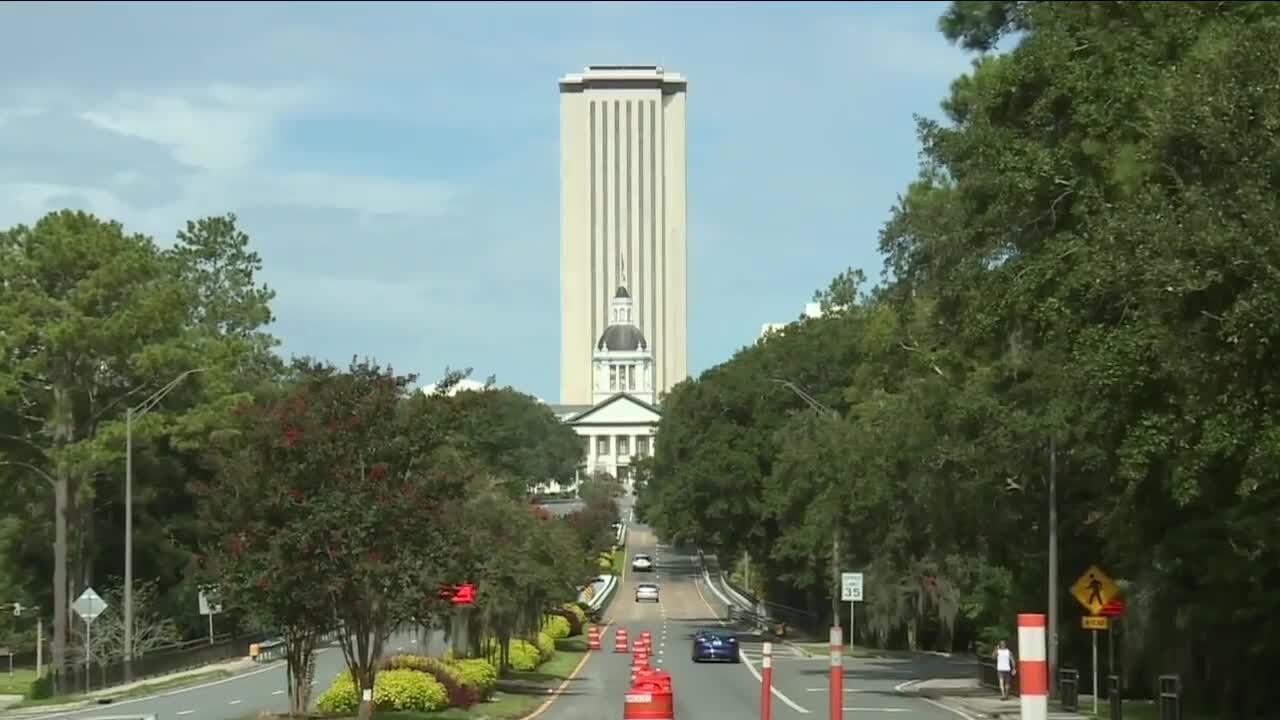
[28,628,438,720]
[542,521,974,719]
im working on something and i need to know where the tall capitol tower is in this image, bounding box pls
[558,65,689,405]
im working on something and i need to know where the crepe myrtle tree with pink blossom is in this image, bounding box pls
[197,358,468,720]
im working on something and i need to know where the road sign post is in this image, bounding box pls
[199,587,223,644]
[841,572,863,646]
[1071,566,1120,717]
[72,587,108,692]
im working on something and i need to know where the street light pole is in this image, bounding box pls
[124,368,208,679]
[767,378,845,720]
[1047,435,1059,699]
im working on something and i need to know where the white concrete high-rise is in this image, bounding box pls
[559,65,688,405]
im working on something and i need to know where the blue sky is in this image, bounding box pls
[0,1,976,400]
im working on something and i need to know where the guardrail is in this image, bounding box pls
[250,627,341,664]
[587,574,619,617]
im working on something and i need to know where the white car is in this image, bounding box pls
[631,553,654,572]
[635,583,660,603]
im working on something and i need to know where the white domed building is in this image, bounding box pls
[548,281,662,494]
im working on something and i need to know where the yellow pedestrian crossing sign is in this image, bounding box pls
[1071,565,1118,615]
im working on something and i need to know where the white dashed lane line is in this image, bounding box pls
[229,699,242,704]
[272,690,285,695]
[176,712,194,716]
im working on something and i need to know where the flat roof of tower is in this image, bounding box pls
[559,65,687,92]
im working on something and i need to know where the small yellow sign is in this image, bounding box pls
[1070,565,1119,615]
[1081,616,1109,631]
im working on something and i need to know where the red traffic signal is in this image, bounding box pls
[1100,598,1125,617]
[437,583,477,606]
[452,583,476,606]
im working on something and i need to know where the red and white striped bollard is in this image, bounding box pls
[761,640,773,720]
[1018,613,1048,720]
[830,625,843,720]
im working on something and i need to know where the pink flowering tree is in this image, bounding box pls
[198,358,466,719]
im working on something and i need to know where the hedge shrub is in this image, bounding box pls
[314,669,448,713]
[507,639,541,671]
[377,669,449,711]
[550,606,583,636]
[449,657,499,697]
[543,613,572,640]
[380,654,479,708]
[564,602,588,626]
[534,631,556,661]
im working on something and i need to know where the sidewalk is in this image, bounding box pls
[905,678,1092,720]
[0,656,261,717]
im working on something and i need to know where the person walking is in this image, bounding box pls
[993,640,1016,700]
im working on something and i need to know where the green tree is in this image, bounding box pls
[201,358,467,720]
[0,211,194,675]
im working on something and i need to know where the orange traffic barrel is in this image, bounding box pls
[624,675,675,720]
[588,626,601,651]
[614,628,630,653]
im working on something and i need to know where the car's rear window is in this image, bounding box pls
[638,583,659,590]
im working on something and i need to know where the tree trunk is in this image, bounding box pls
[52,472,68,675]
[284,625,319,715]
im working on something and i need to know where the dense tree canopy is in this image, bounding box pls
[641,2,1280,715]
[0,210,593,709]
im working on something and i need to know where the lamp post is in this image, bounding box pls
[768,378,844,720]
[124,368,208,679]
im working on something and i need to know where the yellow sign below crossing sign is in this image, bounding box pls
[1071,565,1119,615]
[1081,616,1109,631]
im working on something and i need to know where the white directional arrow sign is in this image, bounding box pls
[72,587,108,624]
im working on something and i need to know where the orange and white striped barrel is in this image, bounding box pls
[623,673,674,720]
[615,627,630,653]
[588,625,602,651]
[1017,614,1047,720]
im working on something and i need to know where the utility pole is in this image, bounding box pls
[767,378,845,720]
[124,368,207,681]
[1048,436,1059,700]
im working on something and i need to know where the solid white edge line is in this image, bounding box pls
[894,678,978,720]
[692,574,811,715]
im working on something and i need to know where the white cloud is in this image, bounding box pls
[78,83,321,171]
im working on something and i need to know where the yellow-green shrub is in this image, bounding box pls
[313,669,448,713]
[534,631,556,661]
[543,614,571,640]
[563,602,588,626]
[448,657,498,696]
[315,671,359,714]
[375,669,448,711]
[508,639,541,671]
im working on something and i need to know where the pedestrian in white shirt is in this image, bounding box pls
[993,640,1016,700]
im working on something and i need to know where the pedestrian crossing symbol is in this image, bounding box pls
[1070,565,1118,615]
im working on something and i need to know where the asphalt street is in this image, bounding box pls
[30,627,438,720]
[541,520,977,720]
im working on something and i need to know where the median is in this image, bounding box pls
[304,604,593,719]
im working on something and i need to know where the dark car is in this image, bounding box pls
[691,628,740,663]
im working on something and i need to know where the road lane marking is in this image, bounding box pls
[514,627,599,717]
[272,690,285,695]
[229,699,242,704]
[692,575,811,714]
[176,711,194,716]
[844,708,909,712]
[895,679,977,720]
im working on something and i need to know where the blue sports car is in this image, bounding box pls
[691,628,740,663]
